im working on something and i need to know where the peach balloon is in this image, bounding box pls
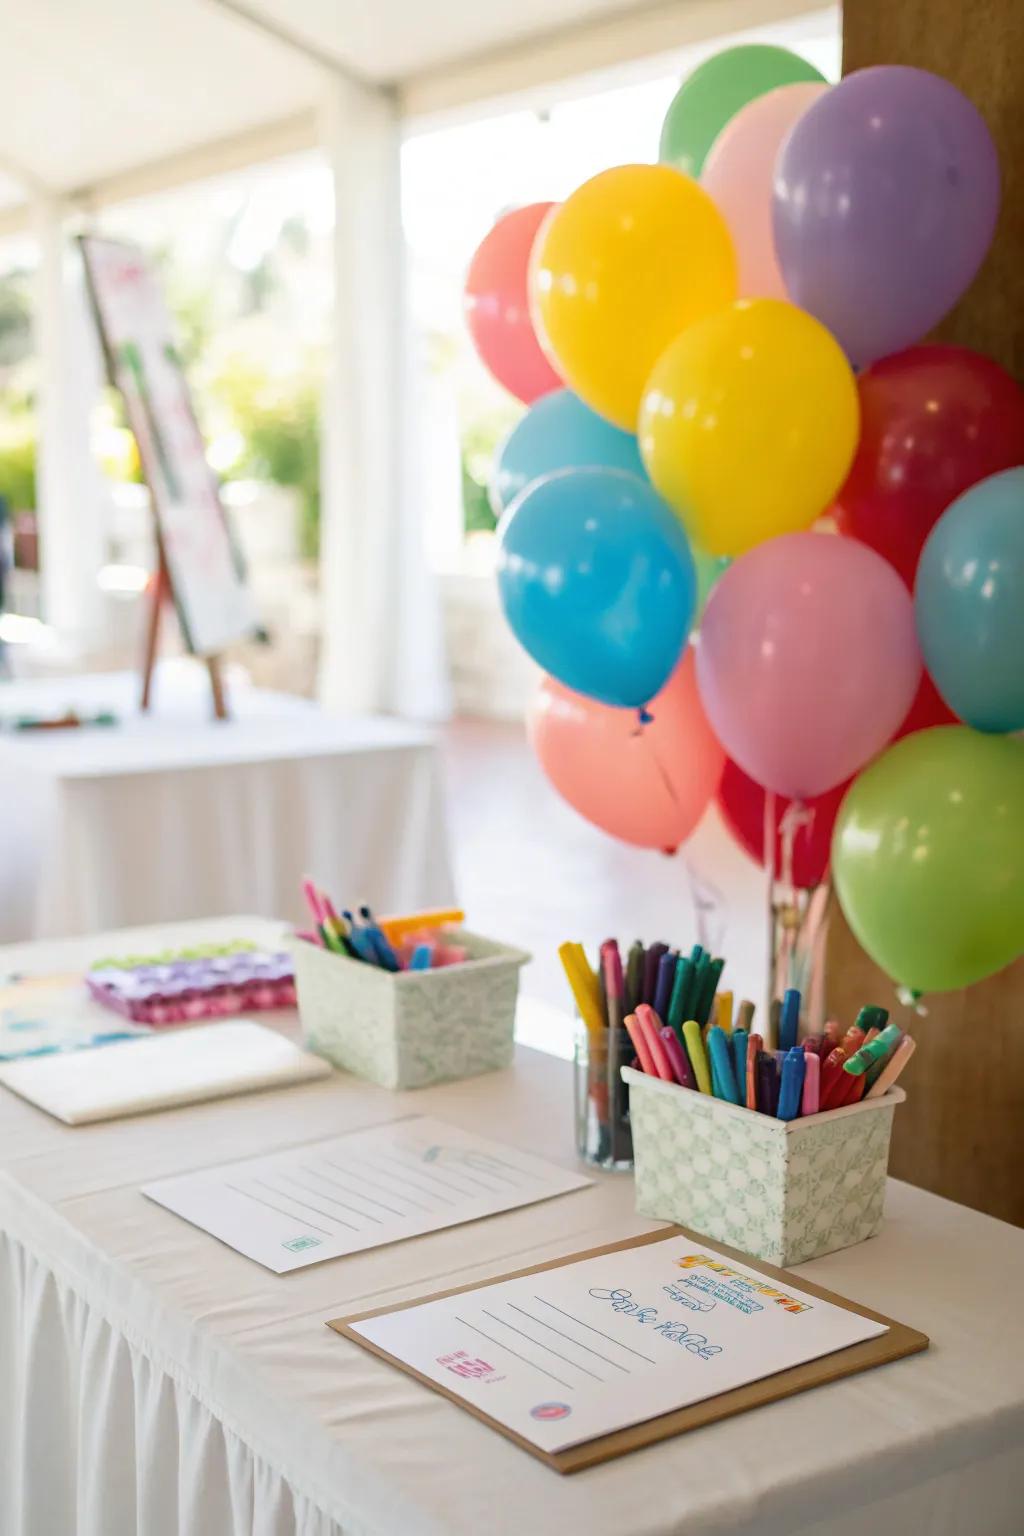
[527,648,725,852]
[702,82,828,299]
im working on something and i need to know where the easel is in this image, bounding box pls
[139,545,228,721]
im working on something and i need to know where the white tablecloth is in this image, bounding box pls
[1,917,1022,1536]
[0,666,454,942]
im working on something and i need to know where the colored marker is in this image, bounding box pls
[682,1019,712,1095]
[737,999,756,1034]
[777,1047,806,1120]
[659,1026,696,1089]
[409,943,433,970]
[745,1032,762,1110]
[779,989,801,1052]
[623,1012,657,1077]
[706,1025,741,1104]
[667,957,694,1041]
[866,1035,917,1098]
[756,1051,779,1116]
[716,990,734,1036]
[653,949,677,1022]
[624,941,645,1015]
[819,1047,850,1110]
[801,1051,821,1116]
[731,1028,749,1094]
[636,1005,674,1081]
[358,906,400,971]
[642,942,668,1006]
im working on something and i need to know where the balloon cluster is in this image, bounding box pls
[463,50,1024,995]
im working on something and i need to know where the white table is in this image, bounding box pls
[1,916,1022,1536]
[0,665,454,942]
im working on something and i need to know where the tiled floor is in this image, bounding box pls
[439,717,769,1040]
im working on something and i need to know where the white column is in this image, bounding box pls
[32,198,106,643]
[318,77,451,719]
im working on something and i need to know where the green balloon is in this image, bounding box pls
[693,547,730,618]
[659,45,826,177]
[832,727,1024,993]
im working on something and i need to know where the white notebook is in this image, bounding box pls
[0,1020,331,1124]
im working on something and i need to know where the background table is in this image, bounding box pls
[1,916,1022,1536]
[0,664,454,942]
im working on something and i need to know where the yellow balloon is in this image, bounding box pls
[530,164,736,431]
[638,299,859,556]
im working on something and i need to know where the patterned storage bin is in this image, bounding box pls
[289,931,530,1091]
[623,1065,905,1266]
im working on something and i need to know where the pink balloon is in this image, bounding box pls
[696,533,921,799]
[528,649,725,852]
[702,82,828,299]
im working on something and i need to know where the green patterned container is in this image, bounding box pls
[289,931,530,1091]
[623,1066,905,1266]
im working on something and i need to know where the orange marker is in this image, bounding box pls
[380,907,465,944]
[623,1012,657,1077]
[636,1005,675,1081]
[745,1032,763,1110]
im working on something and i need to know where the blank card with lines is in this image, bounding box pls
[141,1115,592,1272]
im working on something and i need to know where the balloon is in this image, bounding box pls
[914,467,1024,733]
[530,164,736,431]
[835,347,1024,587]
[659,44,825,177]
[833,727,1024,992]
[697,533,921,799]
[639,300,858,557]
[464,204,562,403]
[716,759,849,888]
[528,650,725,851]
[693,547,730,619]
[497,468,696,708]
[773,67,1000,366]
[701,82,827,299]
[490,389,645,515]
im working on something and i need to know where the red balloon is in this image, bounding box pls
[895,668,959,739]
[716,760,849,888]
[464,204,562,404]
[835,345,1024,586]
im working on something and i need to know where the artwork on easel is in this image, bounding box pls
[79,234,261,719]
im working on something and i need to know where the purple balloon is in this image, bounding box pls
[773,67,1000,366]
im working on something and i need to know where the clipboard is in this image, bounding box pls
[328,1225,928,1473]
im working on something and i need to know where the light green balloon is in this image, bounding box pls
[832,726,1024,993]
[659,44,826,177]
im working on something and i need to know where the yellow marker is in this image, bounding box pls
[716,991,733,1036]
[379,908,466,944]
[558,942,604,1037]
[683,1019,712,1095]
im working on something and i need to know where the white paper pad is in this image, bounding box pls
[0,1020,330,1124]
[142,1116,593,1272]
[349,1234,889,1453]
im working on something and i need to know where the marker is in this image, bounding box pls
[642,942,668,1006]
[682,1019,712,1095]
[801,1051,821,1116]
[667,957,694,1041]
[636,1005,674,1081]
[659,1026,696,1089]
[358,906,400,971]
[624,941,645,1015]
[844,1023,903,1078]
[866,1035,917,1098]
[777,1047,806,1120]
[653,949,677,1022]
[756,1051,779,1116]
[839,1025,866,1059]
[779,989,801,1052]
[341,911,380,965]
[737,999,756,1034]
[731,1028,749,1094]
[409,943,433,970]
[557,943,604,1037]
[745,1032,762,1110]
[379,907,465,944]
[623,1012,657,1076]
[819,1047,850,1110]
[716,990,734,1036]
[695,957,725,1027]
[706,1025,741,1104]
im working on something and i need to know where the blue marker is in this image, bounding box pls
[358,905,401,972]
[779,988,801,1052]
[341,912,381,965]
[409,943,433,971]
[653,949,677,1022]
[777,1046,807,1120]
[706,1025,741,1105]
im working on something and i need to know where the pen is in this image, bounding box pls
[777,1047,806,1120]
[706,1025,741,1104]
[866,1035,917,1098]
[682,1019,712,1094]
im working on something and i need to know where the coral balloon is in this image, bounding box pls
[639,300,858,556]
[915,467,1024,733]
[497,468,696,708]
[701,82,827,299]
[833,727,1024,992]
[773,67,1000,365]
[659,44,825,177]
[490,389,645,515]
[529,650,725,851]
[697,533,921,799]
[464,203,562,403]
[716,760,848,888]
[836,346,1024,587]
[530,164,736,430]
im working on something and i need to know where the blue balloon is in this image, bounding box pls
[915,466,1024,733]
[497,467,695,707]
[491,389,646,514]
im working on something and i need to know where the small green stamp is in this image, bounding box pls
[283,1235,322,1253]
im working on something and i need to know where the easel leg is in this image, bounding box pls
[140,561,168,712]
[207,654,228,721]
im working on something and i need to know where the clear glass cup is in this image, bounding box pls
[573,1018,633,1171]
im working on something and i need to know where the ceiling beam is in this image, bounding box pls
[201,0,374,84]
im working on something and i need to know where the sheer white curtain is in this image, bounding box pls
[317,78,451,723]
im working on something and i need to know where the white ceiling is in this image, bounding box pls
[0,0,819,220]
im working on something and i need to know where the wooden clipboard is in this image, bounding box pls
[327,1225,928,1474]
